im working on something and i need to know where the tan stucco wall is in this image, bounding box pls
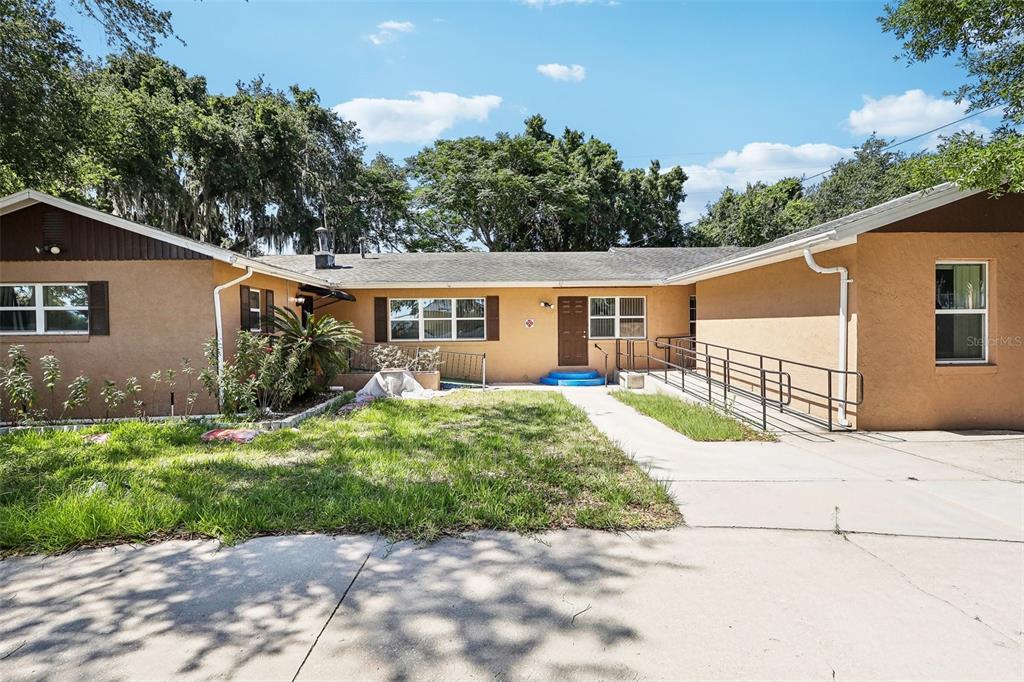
[320,285,693,383]
[211,261,304,358]
[694,245,860,424]
[0,260,304,419]
[1,260,219,417]
[857,232,1024,430]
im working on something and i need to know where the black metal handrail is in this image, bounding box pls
[346,342,487,387]
[618,336,863,432]
[616,338,791,430]
[592,344,609,386]
[656,335,864,418]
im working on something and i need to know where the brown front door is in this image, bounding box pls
[557,296,589,366]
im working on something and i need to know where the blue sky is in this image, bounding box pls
[62,0,996,219]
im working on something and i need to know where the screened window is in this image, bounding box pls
[688,295,697,338]
[0,284,89,334]
[389,298,486,341]
[935,262,987,363]
[247,289,262,332]
[589,296,646,339]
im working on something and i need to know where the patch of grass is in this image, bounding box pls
[610,390,776,442]
[0,391,680,554]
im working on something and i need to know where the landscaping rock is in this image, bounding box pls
[86,481,108,495]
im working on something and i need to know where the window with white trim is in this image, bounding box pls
[389,298,486,341]
[0,284,89,334]
[589,296,646,339]
[935,262,987,363]
[247,289,262,332]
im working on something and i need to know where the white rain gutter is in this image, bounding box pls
[213,265,253,407]
[802,249,852,427]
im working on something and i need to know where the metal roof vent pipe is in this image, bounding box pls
[314,226,335,269]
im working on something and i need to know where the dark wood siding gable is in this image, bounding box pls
[876,192,1024,233]
[0,204,211,261]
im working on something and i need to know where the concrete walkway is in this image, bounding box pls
[558,386,1024,541]
[1,386,1021,680]
[2,529,1021,681]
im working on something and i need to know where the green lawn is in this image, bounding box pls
[0,390,680,554]
[611,390,776,442]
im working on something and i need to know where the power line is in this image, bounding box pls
[619,103,1002,179]
[797,103,1002,185]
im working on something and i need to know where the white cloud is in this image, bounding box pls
[522,0,597,6]
[677,141,852,222]
[847,89,967,136]
[334,91,503,143]
[378,20,414,32]
[368,20,415,46]
[537,63,586,82]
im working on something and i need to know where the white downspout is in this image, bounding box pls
[802,249,852,427]
[213,265,254,407]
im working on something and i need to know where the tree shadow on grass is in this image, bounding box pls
[0,391,685,678]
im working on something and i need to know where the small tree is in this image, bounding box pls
[180,358,199,417]
[1,346,37,424]
[126,376,143,418]
[40,354,61,422]
[62,375,91,420]
[100,380,127,421]
[272,307,362,386]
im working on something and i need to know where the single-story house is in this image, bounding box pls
[1,185,1021,430]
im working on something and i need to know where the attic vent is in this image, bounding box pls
[42,210,66,247]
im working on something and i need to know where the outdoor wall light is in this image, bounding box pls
[35,244,62,255]
[539,300,554,309]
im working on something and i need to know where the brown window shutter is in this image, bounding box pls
[486,296,499,341]
[239,285,251,331]
[262,290,274,333]
[88,281,109,336]
[374,297,388,342]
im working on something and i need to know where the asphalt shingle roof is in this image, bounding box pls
[686,183,965,273]
[258,246,747,286]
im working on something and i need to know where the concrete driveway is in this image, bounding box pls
[1,387,1021,680]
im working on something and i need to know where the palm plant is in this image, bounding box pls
[271,306,362,386]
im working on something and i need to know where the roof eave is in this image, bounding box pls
[288,278,669,290]
[665,231,840,284]
[663,183,983,284]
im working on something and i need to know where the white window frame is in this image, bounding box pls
[935,260,988,365]
[388,297,487,342]
[247,288,262,332]
[0,283,90,336]
[588,295,647,340]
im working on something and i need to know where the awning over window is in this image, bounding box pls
[298,284,356,302]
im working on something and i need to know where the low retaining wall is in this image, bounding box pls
[0,392,353,435]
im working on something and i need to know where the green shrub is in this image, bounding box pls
[1,346,37,424]
[201,332,313,418]
[271,306,362,385]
